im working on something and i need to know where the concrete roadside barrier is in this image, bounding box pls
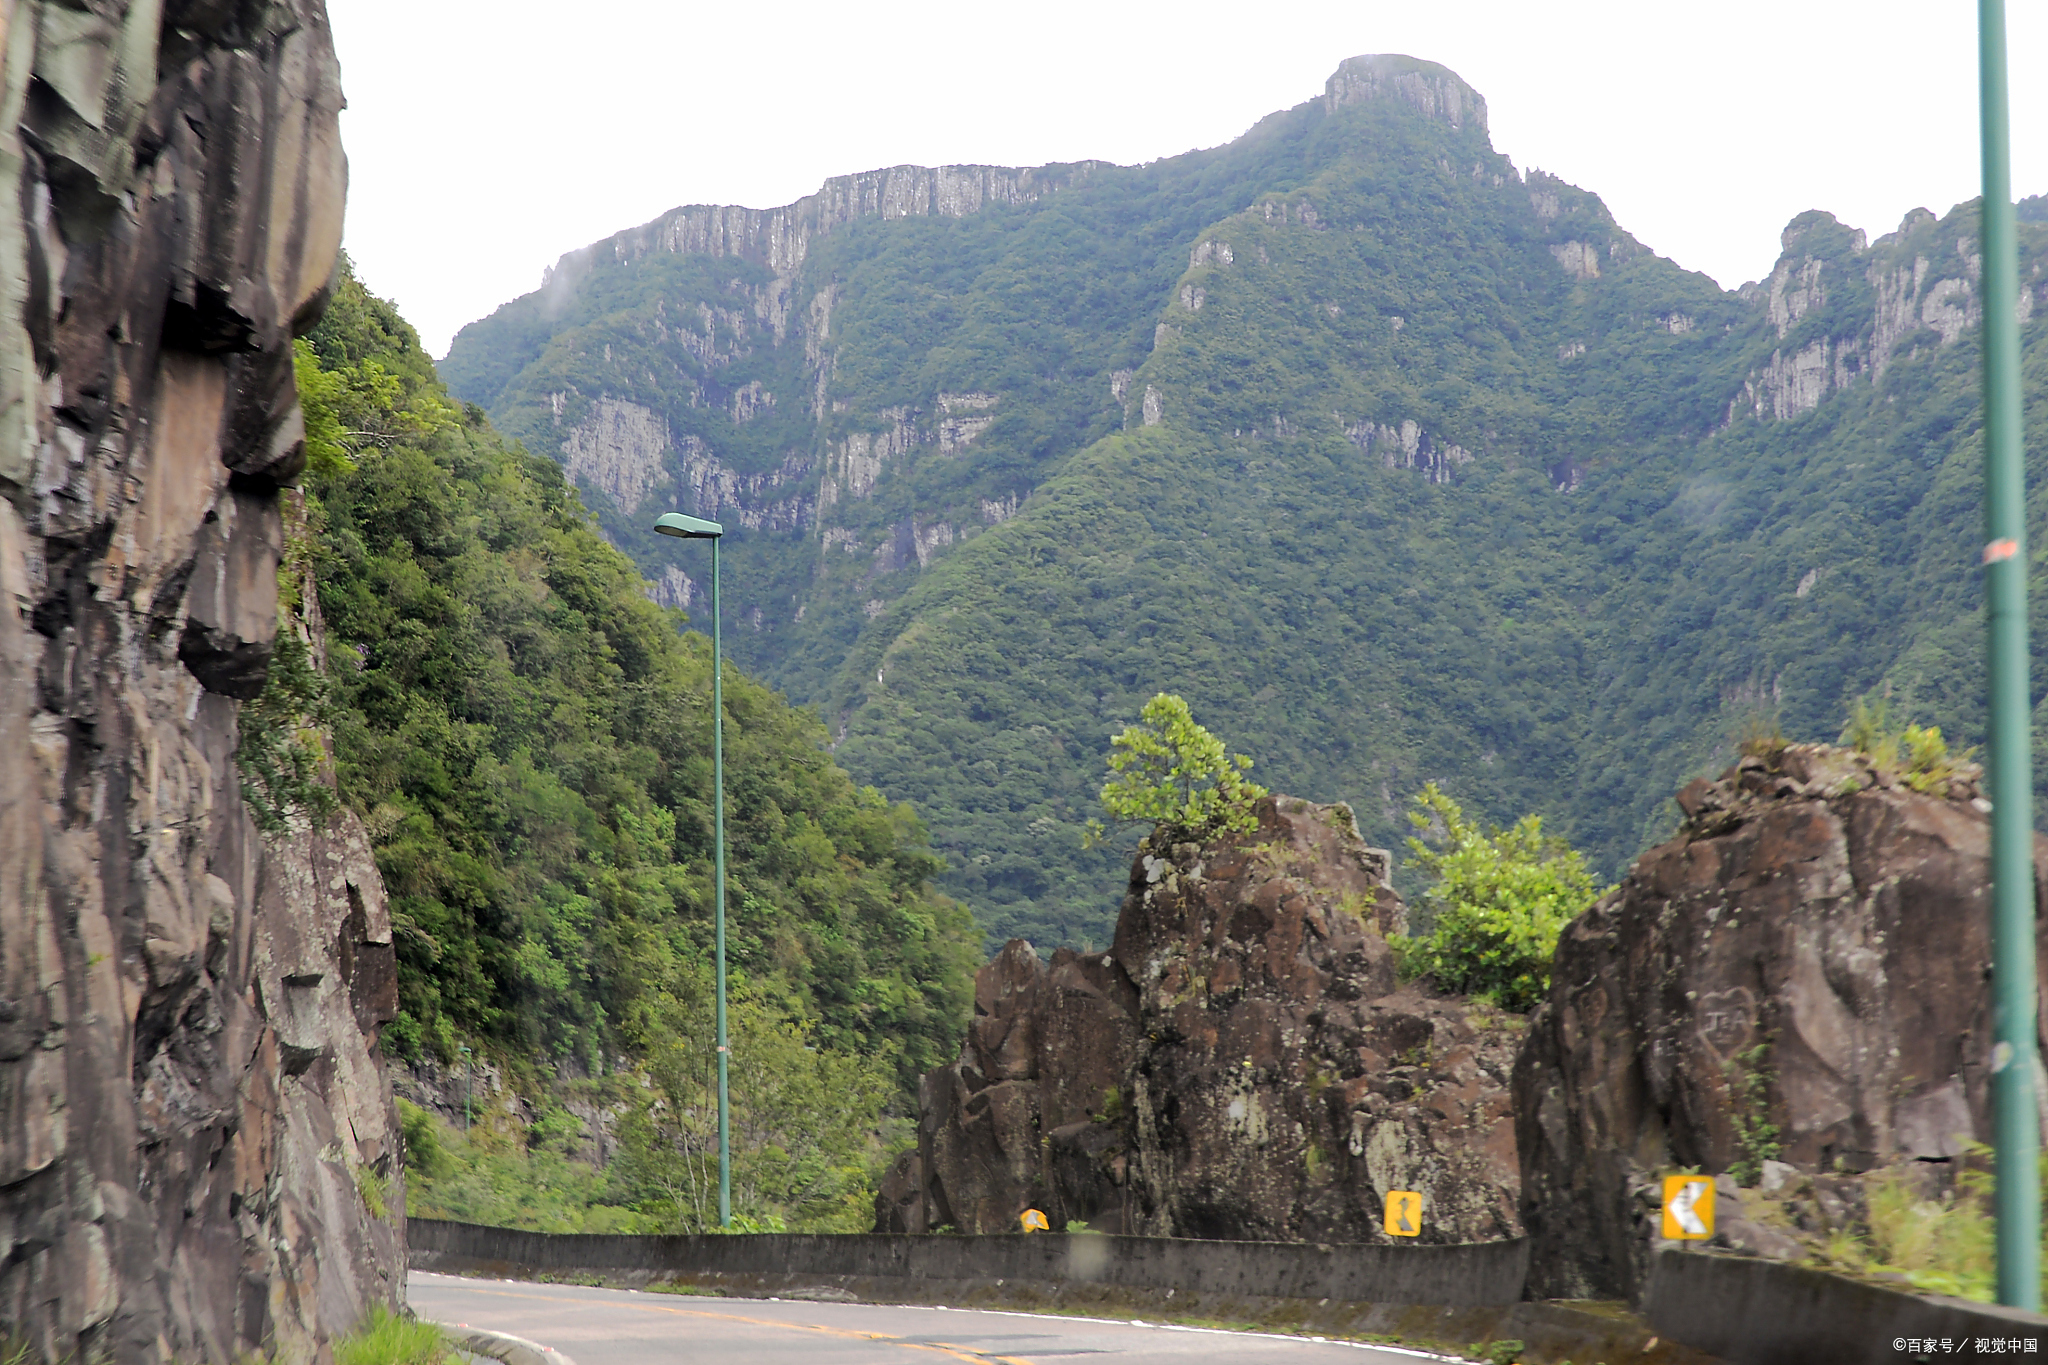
[1646,1249,2048,1363]
[435,1322,580,1365]
[408,1218,1531,1308]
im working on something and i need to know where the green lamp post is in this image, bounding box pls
[1977,0,2037,1311]
[652,510,731,1229]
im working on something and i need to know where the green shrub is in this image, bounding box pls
[402,1117,647,1233]
[1391,784,1600,1013]
[1840,694,1975,794]
[1736,708,1788,762]
[1725,1040,1782,1186]
[397,1099,451,1181]
[235,624,337,834]
[611,979,892,1234]
[1085,693,1267,847]
[354,1162,391,1219]
[381,1010,424,1063]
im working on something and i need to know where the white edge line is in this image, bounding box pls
[957,1305,1465,1357]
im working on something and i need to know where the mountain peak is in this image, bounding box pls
[1323,54,1486,133]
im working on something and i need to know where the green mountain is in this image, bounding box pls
[441,55,2048,948]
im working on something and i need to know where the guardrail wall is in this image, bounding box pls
[1645,1250,2048,1362]
[408,1218,1531,1308]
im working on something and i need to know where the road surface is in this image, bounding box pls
[409,1272,1450,1365]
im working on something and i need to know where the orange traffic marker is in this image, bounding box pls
[1661,1175,1714,1240]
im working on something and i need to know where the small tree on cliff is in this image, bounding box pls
[1084,693,1268,847]
[1392,783,1601,1013]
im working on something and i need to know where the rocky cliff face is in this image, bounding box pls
[1729,205,2048,424]
[879,796,1524,1245]
[549,161,1102,294]
[1514,743,2045,1301]
[0,3,401,1361]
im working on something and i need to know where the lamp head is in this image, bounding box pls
[654,512,724,539]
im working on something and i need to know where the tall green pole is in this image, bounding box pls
[1979,0,2037,1312]
[712,535,731,1229]
[651,512,731,1227]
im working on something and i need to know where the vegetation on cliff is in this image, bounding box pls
[1086,692,1266,847]
[1079,698,1595,1015]
[293,262,977,1229]
[442,59,2048,952]
[1391,784,1602,1012]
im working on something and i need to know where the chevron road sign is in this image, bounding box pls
[1661,1175,1715,1240]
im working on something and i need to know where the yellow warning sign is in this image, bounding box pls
[1384,1190,1422,1237]
[1019,1208,1050,1233]
[1661,1175,1715,1240]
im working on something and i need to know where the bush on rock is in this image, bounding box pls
[1086,693,1268,848]
[1392,783,1602,1013]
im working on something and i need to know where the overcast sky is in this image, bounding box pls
[330,1,2048,361]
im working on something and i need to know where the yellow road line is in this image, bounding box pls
[441,1285,1038,1365]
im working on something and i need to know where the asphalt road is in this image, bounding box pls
[409,1272,1449,1365]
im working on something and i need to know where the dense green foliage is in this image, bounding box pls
[294,261,977,1205]
[1390,785,1600,1012]
[610,973,892,1231]
[302,266,975,1091]
[444,57,2048,950]
[1087,693,1266,846]
[236,625,337,833]
[400,1094,649,1233]
[398,976,897,1234]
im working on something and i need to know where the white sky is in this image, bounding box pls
[330,0,2048,361]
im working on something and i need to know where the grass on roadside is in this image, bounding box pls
[333,1307,451,1365]
[1814,1147,2041,1303]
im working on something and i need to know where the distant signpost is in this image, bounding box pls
[1661,1175,1715,1240]
[1383,1190,1422,1238]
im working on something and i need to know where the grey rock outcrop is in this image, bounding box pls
[0,2,399,1361]
[546,162,1102,298]
[879,796,1525,1245]
[1729,206,2048,424]
[1514,743,2047,1302]
[1324,54,1486,132]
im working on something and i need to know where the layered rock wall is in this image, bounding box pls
[0,2,401,1360]
[1729,207,2048,424]
[546,161,1103,294]
[1515,744,2047,1301]
[880,796,1524,1246]
[1323,54,1487,132]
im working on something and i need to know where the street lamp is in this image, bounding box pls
[652,511,731,1229]
[458,1045,471,1135]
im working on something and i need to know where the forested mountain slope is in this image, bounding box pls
[298,267,978,1101]
[443,55,2048,948]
